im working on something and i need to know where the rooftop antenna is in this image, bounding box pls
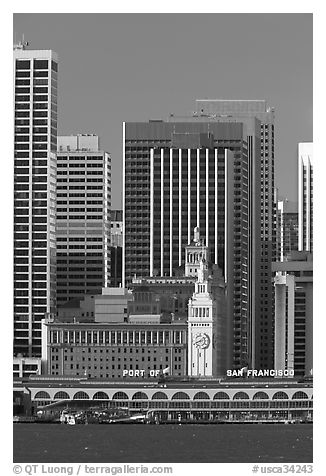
[13,34,29,50]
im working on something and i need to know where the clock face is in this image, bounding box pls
[193,332,210,349]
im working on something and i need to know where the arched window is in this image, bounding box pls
[73,391,89,400]
[93,392,109,400]
[171,392,190,400]
[292,391,308,400]
[53,391,70,400]
[233,392,250,400]
[253,392,269,400]
[272,391,289,400]
[132,392,148,400]
[112,392,128,400]
[35,391,50,399]
[193,392,210,400]
[152,392,168,400]
[213,392,230,400]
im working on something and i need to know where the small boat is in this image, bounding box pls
[107,412,148,424]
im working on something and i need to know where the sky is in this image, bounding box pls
[13,13,312,208]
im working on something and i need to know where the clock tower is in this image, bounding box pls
[185,227,210,278]
[187,258,217,377]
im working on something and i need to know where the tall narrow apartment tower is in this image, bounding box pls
[56,135,111,307]
[194,100,276,371]
[13,44,58,357]
[298,142,313,253]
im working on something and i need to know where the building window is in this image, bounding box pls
[34,60,48,70]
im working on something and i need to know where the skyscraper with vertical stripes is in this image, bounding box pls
[13,43,58,357]
[123,115,263,369]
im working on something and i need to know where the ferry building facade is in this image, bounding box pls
[14,376,313,423]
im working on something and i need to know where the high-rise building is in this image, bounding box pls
[56,135,111,307]
[123,113,262,369]
[276,199,298,262]
[273,252,313,377]
[194,100,276,371]
[13,43,58,357]
[298,143,313,253]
